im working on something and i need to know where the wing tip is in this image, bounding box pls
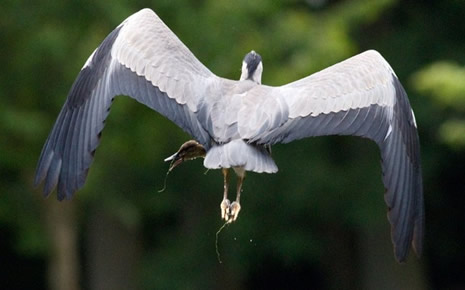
[34,154,81,201]
[390,207,425,263]
[393,239,423,264]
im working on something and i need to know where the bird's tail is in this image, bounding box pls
[204,139,278,173]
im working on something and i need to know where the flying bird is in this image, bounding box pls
[34,8,424,262]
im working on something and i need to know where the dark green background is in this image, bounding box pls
[1,0,464,289]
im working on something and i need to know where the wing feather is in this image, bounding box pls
[238,50,423,262]
[34,9,227,198]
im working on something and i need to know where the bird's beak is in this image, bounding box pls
[164,152,184,172]
[164,152,178,162]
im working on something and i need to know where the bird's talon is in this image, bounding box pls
[229,201,241,222]
[220,199,231,220]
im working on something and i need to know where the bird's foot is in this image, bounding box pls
[220,200,241,223]
[220,199,231,221]
[229,201,241,222]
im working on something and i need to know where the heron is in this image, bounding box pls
[34,8,424,262]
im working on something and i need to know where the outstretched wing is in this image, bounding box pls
[238,50,424,262]
[34,9,223,200]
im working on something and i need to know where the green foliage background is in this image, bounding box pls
[1,0,464,289]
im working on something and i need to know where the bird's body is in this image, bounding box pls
[35,8,424,262]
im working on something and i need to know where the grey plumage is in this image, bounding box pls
[35,8,423,262]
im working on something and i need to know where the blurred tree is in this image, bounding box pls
[412,61,465,149]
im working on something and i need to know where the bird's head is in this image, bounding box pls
[240,50,263,84]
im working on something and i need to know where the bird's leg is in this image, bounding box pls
[220,168,231,221]
[229,168,245,222]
